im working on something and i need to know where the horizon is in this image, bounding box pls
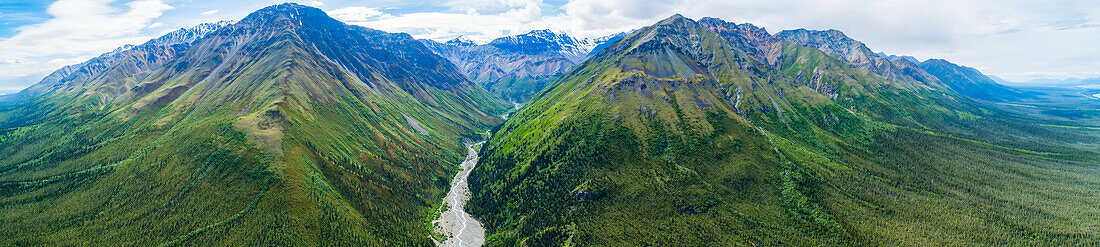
[1,0,1099,94]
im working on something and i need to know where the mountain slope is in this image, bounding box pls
[422,31,624,102]
[920,59,1031,101]
[0,21,232,108]
[470,14,860,246]
[0,3,506,246]
[774,28,944,88]
[468,15,1100,246]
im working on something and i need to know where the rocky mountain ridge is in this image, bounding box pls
[467,14,1099,246]
[0,3,506,245]
[0,21,232,106]
[421,30,624,102]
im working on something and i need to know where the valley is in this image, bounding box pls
[0,2,1096,247]
[432,140,487,247]
[991,86,1100,124]
[465,14,1100,246]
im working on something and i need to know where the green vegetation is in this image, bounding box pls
[468,15,1100,246]
[0,3,507,246]
[2,5,1097,246]
[478,75,559,103]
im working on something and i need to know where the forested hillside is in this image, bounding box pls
[468,14,1100,246]
[0,4,506,246]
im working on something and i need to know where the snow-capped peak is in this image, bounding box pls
[445,36,479,46]
[145,20,234,47]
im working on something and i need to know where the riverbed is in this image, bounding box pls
[432,141,487,247]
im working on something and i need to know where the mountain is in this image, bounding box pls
[696,17,784,66]
[422,30,624,102]
[988,74,1010,84]
[772,27,1030,102]
[0,21,233,107]
[0,3,506,246]
[875,52,920,64]
[774,28,944,88]
[468,14,1099,246]
[919,59,1031,101]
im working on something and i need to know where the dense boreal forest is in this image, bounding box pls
[467,15,1100,246]
[0,4,507,246]
[0,3,1096,247]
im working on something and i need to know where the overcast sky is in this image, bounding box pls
[1,0,1098,94]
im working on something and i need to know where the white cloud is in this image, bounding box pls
[0,0,172,88]
[554,0,1100,81]
[201,9,219,16]
[341,0,569,43]
[329,7,391,22]
[2,0,1098,90]
[345,0,1100,81]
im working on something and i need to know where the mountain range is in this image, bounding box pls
[421,30,624,103]
[918,58,1032,101]
[0,21,233,106]
[1,4,1096,247]
[468,14,1099,246]
[0,4,504,245]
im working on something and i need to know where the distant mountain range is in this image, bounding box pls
[919,59,1031,101]
[419,19,1029,105]
[421,30,624,103]
[1,4,1096,247]
[0,21,233,105]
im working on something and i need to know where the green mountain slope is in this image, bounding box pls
[920,58,1031,102]
[773,27,944,87]
[468,15,1100,246]
[0,3,506,246]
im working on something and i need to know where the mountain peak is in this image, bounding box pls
[250,3,317,17]
[262,2,312,11]
[697,17,774,39]
[488,29,580,55]
[666,13,688,20]
[526,29,559,36]
[445,36,478,46]
[777,28,852,41]
[922,58,950,64]
[775,27,882,69]
[238,3,336,27]
[696,17,782,65]
[919,58,1029,101]
[143,20,232,47]
[594,14,747,79]
[885,54,920,64]
[658,13,694,25]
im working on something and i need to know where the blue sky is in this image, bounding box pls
[1,0,1098,94]
[0,1,51,37]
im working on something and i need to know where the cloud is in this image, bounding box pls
[2,0,1098,89]
[201,9,219,16]
[549,0,1100,81]
[346,0,1100,82]
[0,0,172,89]
[561,0,677,33]
[329,7,391,22]
[339,0,572,42]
